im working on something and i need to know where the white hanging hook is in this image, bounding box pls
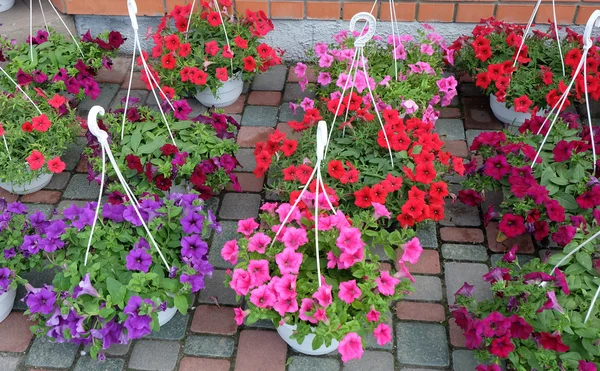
[583,10,600,50]
[127,0,139,30]
[349,12,376,48]
[85,105,171,271]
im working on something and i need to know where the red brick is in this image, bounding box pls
[440,227,484,243]
[444,141,469,158]
[418,3,455,22]
[76,156,88,173]
[270,2,304,19]
[449,319,466,347]
[223,95,247,114]
[463,97,503,130]
[247,91,282,106]
[94,56,130,84]
[306,1,340,19]
[440,108,461,118]
[396,301,445,322]
[0,312,34,352]
[21,190,62,204]
[276,123,301,140]
[227,173,264,193]
[121,71,149,90]
[235,330,287,371]
[379,2,416,21]
[190,305,238,336]
[397,249,440,274]
[288,66,317,83]
[486,222,535,254]
[237,127,274,147]
[180,357,231,371]
[0,188,19,202]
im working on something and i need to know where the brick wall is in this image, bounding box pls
[51,0,600,25]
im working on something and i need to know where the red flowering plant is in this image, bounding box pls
[224,191,420,362]
[0,91,77,186]
[295,26,456,119]
[83,100,240,198]
[452,226,600,370]
[0,28,125,100]
[146,3,282,98]
[451,18,600,113]
[458,112,599,247]
[256,103,462,228]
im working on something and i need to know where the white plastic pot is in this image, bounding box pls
[0,288,16,323]
[490,94,547,126]
[0,173,53,195]
[276,323,339,355]
[157,305,178,326]
[0,0,15,12]
[195,73,243,108]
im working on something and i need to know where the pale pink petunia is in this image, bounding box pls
[399,34,414,42]
[299,76,309,92]
[233,307,248,326]
[282,227,309,250]
[313,307,327,322]
[273,274,297,300]
[353,72,375,94]
[372,202,391,220]
[373,323,392,346]
[276,203,301,223]
[338,280,362,304]
[401,99,419,115]
[314,42,328,57]
[230,269,253,296]
[401,237,423,264]
[248,233,271,254]
[275,248,303,275]
[366,308,380,322]
[393,44,406,60]
[237,218,259,236]
[273,296,299,316]
[294,62,307,78]
[330,91,342,100]
[300,97,314,111]
[319,54,334,68]
[339,332,364,363]
[379,75,391,87]
[331,210,350,228]
[312,284,333,307]
[260,202,278,214]
[336,227,365,253]
[326,251,339,269]
[250,285,277,308]
[395,261,415,283]
[221,240,239,264]
[317,72,331,86]
[375,270,400,296]
[247,260,271,286]
[420,43,434,56]
[336,73,351,89]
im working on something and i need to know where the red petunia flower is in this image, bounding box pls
[257,43,272,59]
[234,36,248,49]
[160,144,178,156]
[475,45,492,62]
[475,72,491,89]
[164,34,181,52]
[47,156,66,174]
[26,150,45,170]
[22,121,33,132]
[458,189,482,206]
[207,12,222,27]
[353,186,372,208]
[429,202,445,221]
[513,95,532,113]
[327,160,344,179]
[565,48,582,69]
[205,40,220,56]
[489,334,514,358]
[32,114,51,132]
[243,56,257,72]
[215,67,228,82]
[429,181,448,201]
[369,184,388,204]
[190,69,208,85]
[126,154,143,173]
[282,165,297,181]
[396,212,415,228]
[537,332,570,352]
[499,213,526,238]
[415,162,436,184]
[155,175,172,191]
[47,94,66,109]
[178,43,191,57]
[161,54,176,70]
[295,164,313,184]
[280,140,297,157]
[401,198,425,219]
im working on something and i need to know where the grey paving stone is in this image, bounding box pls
[289,356,340,371]
[209,221,238,269]
[235,148,257,172]
[241,106,279,127]
[279,103,305,122]
[15,268,56,310]
[63,137,87,172]
[440,199,481,227]
[282,83,315,102]
[406,276,443,302]
[197,269,241,305]
[146,312,189,340]
[453,350,480,371]
[436,119,465,141]
[219,193,261,220]
[128,340,180,371]
[186,98,208,117]
[445,262,491,305]
[242,82,250,94]
[344,350,394,371]
[244,316,275,329]
[25,204,54,217]
[466,130,493,147]
[415,221,438,249]
[441,244,488,262]
[396,322,449,367]
[491,254,534,268]
[26,336,78,368]
[78,83,120,116]
[230,113,242,124]
[55,200,91,213]
[45,172,71,190]
[105,343,131,356]
[109,89,149,109]
[205,197,220,215]
[74,356,124,371]
[365,317,393,350]
[252,65,287,91]
[0,353,22,371]
[184,335,235,357]
[63,174,102,200]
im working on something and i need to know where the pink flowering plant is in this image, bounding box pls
[83,101,240,198]
[224,192,421,362]
[0,28,125,99]
[24,193,218,360]
[452,229,600,371]
[295,26,456,119]
[459,113,598,247]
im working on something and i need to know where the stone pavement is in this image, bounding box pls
[0,58,546,371]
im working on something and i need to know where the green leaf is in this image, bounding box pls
[384,244,396,261]
[138,137,166,154]
[554,192,579,211]
[549,176,568,186]
[106,277,126,306]
[130,131,142,152]
[174,295,189,314]
[576,251,593,271]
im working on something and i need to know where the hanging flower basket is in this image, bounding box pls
[0,172,53,195]
[489,94,546,126]
[0,0,15,12]
[0,288,16,323]
[277,322,339,355]
[195,72,243,108]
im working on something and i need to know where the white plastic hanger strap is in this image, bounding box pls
[0,66,43,115]
[213,0,234,71]
[85,106,171,271]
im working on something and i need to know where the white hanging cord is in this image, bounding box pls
[0,66,43,115]
[120,35,138,140]
[551,0,565,76]
[84,143,105,265]
[388,0,398,81]
[1,135,11,161]
[29,0,33,62]
[126,0,177,148]
[584,50,597,173]
[44,0,85,58]
[37,0,50,34]
[185,0,196,39]
[213,0,234,71]
[85,106,171,270]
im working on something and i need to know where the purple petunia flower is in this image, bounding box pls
[0,267,12,292]
[172,100,192,120]
[123,206,149,227]
[52,68,68,83]
[180,212,204,234]
[180,273,206,292]
[102,203,126,222]
[125,248,152,272]
[26,286,56,314]
[39,237,64,253]
[3,248,16,260]
[45,220,66,239]
[181,235,208,260]
[21,234,42,255]
[7,202,27,214]
[73,273,100,298]
[207,210,221,234]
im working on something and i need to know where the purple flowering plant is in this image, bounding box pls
[295,26,456,120]
[83,102,240,199]
[24,193,218,359]
[0,201,53,295]
[459,113,599,248]
[452,227,600,370]
[0,28,125,99]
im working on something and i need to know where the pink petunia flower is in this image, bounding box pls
[237,218,259,236]
[401,237,423,264]
[247,233,271,254]
[395,261,415,283]
[375,270,400,296]
[250,285,277,308]
[312,284,333,307]
[247,260,271,286]
[339,332,364,363]
[338,280,362,304]
[317,72,331,86]
[373,323,392,346]
[282,227,309,250]
[366,308,380,322]
[275,248,303,275]
[233,307,248,326]
[294,62,307,78]
[221,240,239,264]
